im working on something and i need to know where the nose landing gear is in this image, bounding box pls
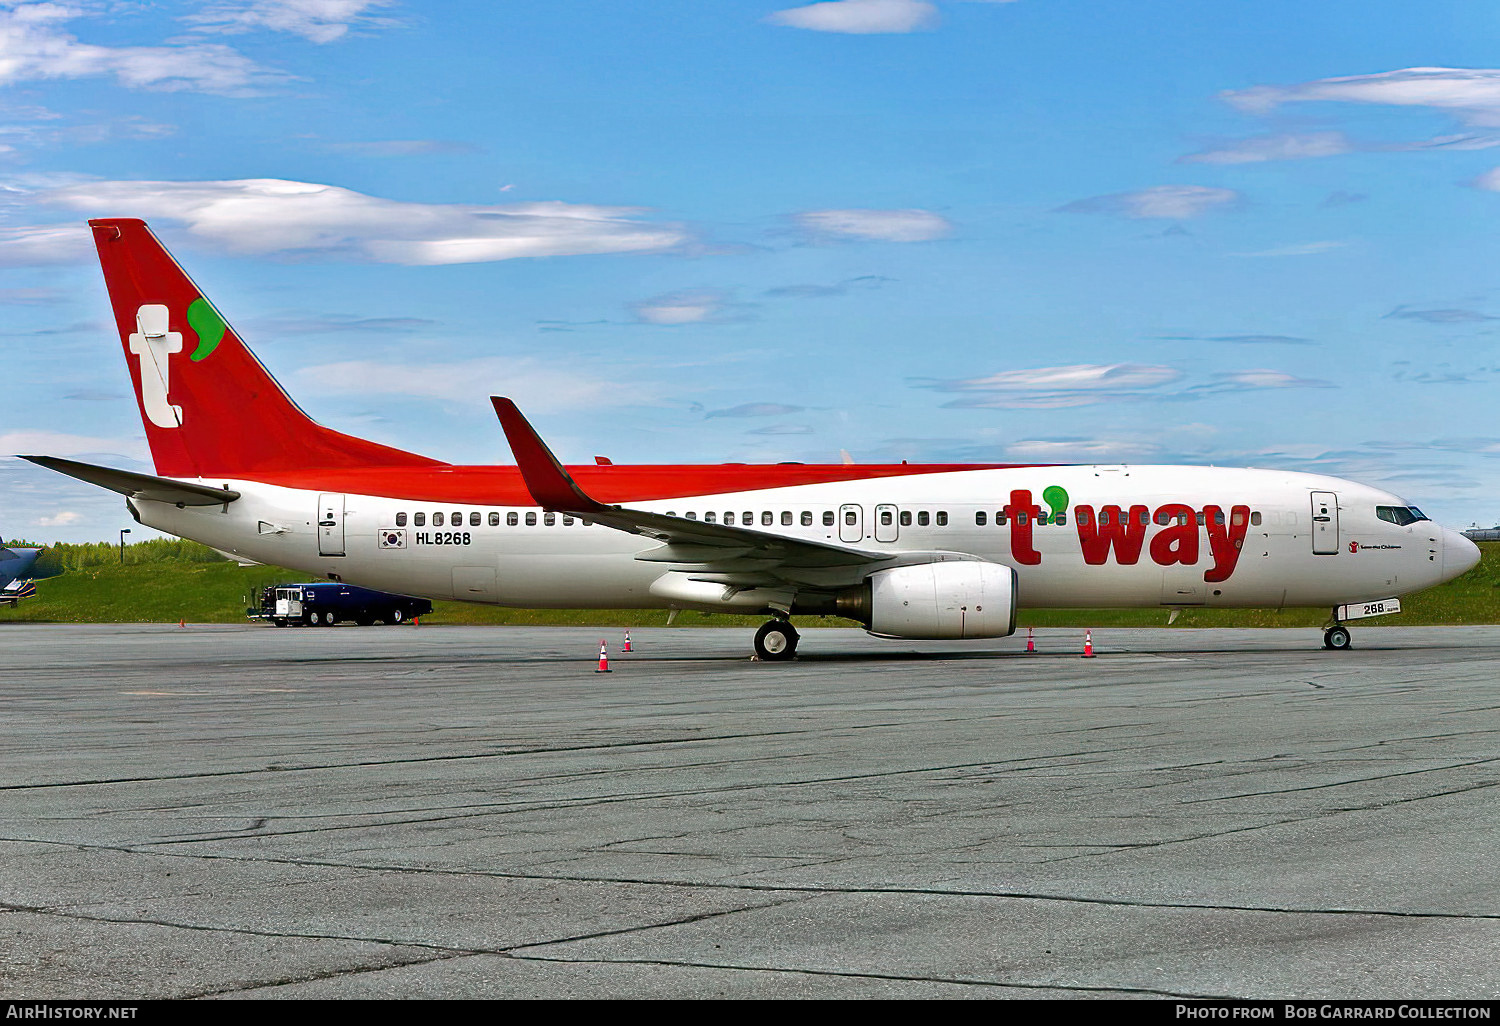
[1323,624,1352,650]
[754,619,799,661]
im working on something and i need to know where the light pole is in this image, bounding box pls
[119,528,131,563]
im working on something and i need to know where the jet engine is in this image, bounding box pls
[830,560,1018,639]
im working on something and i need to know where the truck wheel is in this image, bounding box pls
[272,618,286,627]
[389,608,405,625]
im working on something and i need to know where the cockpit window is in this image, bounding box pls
[1376,505,1429,526]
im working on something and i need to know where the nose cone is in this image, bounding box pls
[1444,529,1481,581]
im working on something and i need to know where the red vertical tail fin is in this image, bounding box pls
[89,218,441,478]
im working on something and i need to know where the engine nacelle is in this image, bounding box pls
[865,560,1017,640]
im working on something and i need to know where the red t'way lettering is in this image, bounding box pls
[1075,504,1148,565]
[1004,489,1042,565]
[1149,503,1199,566]
[1203,504,1250,583]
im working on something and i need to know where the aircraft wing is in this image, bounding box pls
[492,397,974,584]
[18,455,241,506]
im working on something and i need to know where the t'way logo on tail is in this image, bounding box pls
[129,305,183,428]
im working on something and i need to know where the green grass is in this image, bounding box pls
[9,543,1500,627]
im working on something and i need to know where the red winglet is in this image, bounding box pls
[491,397,606,512]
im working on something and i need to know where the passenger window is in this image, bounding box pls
[801,512,813,526]
[544,512,556,526]
[724,512,735,526]
[686,512,698,520]
[900,511,911,527]
[525,512,536,526]
[1196,512,1205,526]
[433,512,444,527]
[489,512,499,526]
[507,512,518,526]
[823,511,834,527]
[1139,510,1150,526]
[470,512,481,527]
[705,512,717,523]
[762,512,773,526]
[1076,509,1090,527]
[1215,510,1226,525]
[843,511,856,526]
[396,512,407,527]
[744,511,753,524]
[882,511,895,526]
[1251,511,1262,526]
[936,511,948,527]
[452,511,461,525]
[1231,511,1245,527]
[1054,513,1067,526]
[1037,512,1050,526]
[562,515,574,526]
[918,511,930,526]
[975,511,987,526]
[1155,510,1170,526]
[1099,511,1110,526]
[783,512,794,526]
[1016,512,1027,526]
[996,511,1007,526]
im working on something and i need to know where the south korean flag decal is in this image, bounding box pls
[379,529,406,549]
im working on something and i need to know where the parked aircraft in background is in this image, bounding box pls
[0,541,42,607]
[21,219,1482,657]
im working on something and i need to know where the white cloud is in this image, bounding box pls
[1224,67,1500,128]
[631,289,730,325]
[0,3,286,94]
[795,208,952,241]
[1179,132,1354,165]
[1231,241,1347,258]
[1,429,145,458]
[925,364,1181,409]
[33,178,688,264]
[1209,370,1332,391]
[1005,439,1163,461]
[185,0,391,44]
[1473,167,1500,191]
[293,357,654,414]
[767,0,938,34]
[1057,185,1239,220]
[0,223,91,266]
[937,364,1181,393]
[36,510,82,526]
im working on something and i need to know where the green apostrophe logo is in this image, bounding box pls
[187,297,227,362]
[1042,485,1069,525]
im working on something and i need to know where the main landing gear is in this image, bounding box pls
[754,619,799,661]
[1323,624,1352,651]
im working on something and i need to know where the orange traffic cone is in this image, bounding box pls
[596,639,612,673]
[1025,627,1036,654]
[623,629,632,653]
[413,616,419,627]
[1082,629,1095,658]
[178,618,185,628]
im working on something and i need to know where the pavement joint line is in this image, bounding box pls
[7,837,1498,922]
[1181,756,1500,802]
[181,949,478,1000]
[117,748,1144,847]
[502,953,1235,1000]
[0,900,484,956]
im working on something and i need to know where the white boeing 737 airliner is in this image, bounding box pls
[23,219,1481,658]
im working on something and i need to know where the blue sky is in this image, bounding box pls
[5,0,1500,541]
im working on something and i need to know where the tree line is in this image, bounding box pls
[3,538,227,576]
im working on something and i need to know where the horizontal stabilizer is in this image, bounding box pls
[19,455,241,506]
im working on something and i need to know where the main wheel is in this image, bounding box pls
[754,620,799,661]
[1323,625,1351,650]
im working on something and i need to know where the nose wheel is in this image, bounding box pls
[1323,625,1352,650]
[754,620,799,661]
